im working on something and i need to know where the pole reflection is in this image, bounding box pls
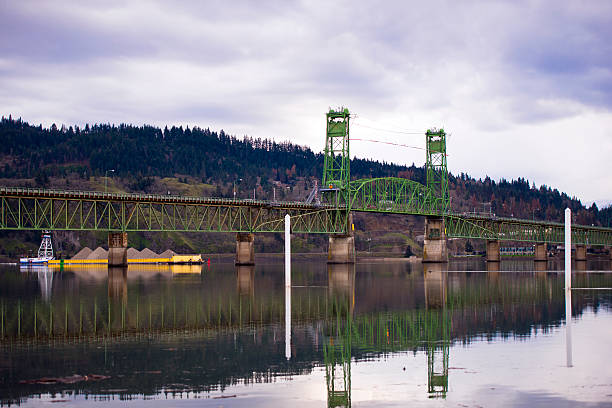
[565,288,573,367]
[285,285,291,361]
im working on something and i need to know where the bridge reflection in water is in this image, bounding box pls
[2,262,610,405]
[324,263,451,406]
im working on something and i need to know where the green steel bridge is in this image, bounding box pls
[1,108,611,246]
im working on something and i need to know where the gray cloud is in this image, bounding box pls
[1,0,611,202]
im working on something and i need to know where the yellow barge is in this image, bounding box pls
[49,254,202,265]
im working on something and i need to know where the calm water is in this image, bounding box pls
[0,259,611,407]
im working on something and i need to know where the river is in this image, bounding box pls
[0,259,611,407]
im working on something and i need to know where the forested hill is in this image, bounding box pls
[1,115,609,226]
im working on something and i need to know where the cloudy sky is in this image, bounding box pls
[1,0,611,205]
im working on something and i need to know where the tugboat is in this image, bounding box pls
[19,231,54,264]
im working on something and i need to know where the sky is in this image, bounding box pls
[1,0,611,206]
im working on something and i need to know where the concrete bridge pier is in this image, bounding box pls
[535,243,547,262]
[108,232,128,267]
[423,216,448,263]
[236,233,255,265]
[486,240,500,262]
[327,213,355,264]
[575,245,587,262]
[328,235,355,263]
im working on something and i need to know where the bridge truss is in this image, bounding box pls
[0,187,346,234]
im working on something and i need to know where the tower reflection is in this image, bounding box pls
[324,289,352,408]
[424,263,449,399]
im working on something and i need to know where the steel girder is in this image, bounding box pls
[348,177,442,215]
[3,187,612,244]
[0,187,348,234]
[445,214,612,246]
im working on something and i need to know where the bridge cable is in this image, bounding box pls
[349,138,426,151]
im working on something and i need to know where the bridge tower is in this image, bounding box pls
[322,108,355,263]
[424,129,449,262]
[322,108,351,207]
[425,129,449,213]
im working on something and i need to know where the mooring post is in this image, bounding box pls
[565,208,571,290]
[284,214,291,360]
[285,214,291,288]
[564,207,573,367]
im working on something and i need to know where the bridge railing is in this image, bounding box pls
[0,186,348,233]
[0,186,327,209]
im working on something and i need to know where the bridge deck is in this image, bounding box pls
[1,187,611,245]
[0,186,321,209]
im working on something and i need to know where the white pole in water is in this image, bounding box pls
[285,214,291,287]
[565,208,571,290]
[284,214,291,360]
[564,208,572,367]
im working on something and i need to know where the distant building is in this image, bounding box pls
[500,246,535,256]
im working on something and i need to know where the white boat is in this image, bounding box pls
[19,256,53,264]
[19,231,54,264]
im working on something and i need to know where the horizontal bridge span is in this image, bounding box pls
[445,214,612,246]
[0,187,348,234]
[0,187,322,208]
[348,177,444,215]
[3,187,612,244]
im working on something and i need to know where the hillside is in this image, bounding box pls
[0,116,609,258]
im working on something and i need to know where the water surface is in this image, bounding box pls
[0,259,611,407]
